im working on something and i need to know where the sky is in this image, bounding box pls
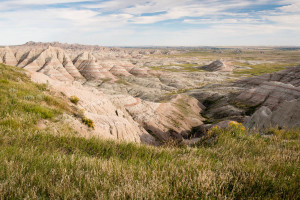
[0,0,299,46]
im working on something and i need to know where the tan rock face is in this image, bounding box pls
[63,58,85,81]
[111,94,204,142]
[39,57,74,81]
[0,46,87,82]
[30,70,206,144]
[30,71,157,144]
[1,45,147,83]
[129,66,149,76]
[77,60,107,80]
[109,65,131,76]
[17,49,44,68]
[0,47,18,66]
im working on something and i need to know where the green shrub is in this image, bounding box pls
[82,116,95,129]
[69,95,80,105]
[197,122,247,147]
[78,109,95,129]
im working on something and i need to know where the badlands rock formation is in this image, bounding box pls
[186,65,300,130]
[0,47,18,66]
[200,59,233,72]
[236,81,300,111]
[239,65,300,87]
[0,42,209,144]
[3,42,234,103]
[245,99,300,129]
[109,65,132,76]
[30,71,155,144]
[30,70,204,144]
[1,42,299,143]
[129,66,149,77]
[0,45,140,83]
[236,65,300,128]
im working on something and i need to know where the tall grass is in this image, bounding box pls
[0,63,299,199]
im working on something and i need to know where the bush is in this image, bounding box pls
[197,122,247,147]
[77,109,94,129]
[227,121,246,136]
[82,116,95,129]
[69,95,80,105]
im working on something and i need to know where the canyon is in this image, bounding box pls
[1,42,299,145]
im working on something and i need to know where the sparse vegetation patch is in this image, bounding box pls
[70,95,80,105]
[233,62,298,76]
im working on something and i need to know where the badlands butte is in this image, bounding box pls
[1,41,300,145]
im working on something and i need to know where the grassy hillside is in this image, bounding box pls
[0,63,299,199]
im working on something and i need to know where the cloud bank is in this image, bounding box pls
[0,0,299,46]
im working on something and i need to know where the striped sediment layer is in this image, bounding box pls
[63,58,85,80]
[77,60,107,80]
[109,65,132,76]
[38,57,74,81]
[0,45,158,83]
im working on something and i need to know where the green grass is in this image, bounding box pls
[266,127,300,140]
[164,88,195,96]
[115,78,130,85]
[0,63,299,199]
[0,64,70,122]
[233,62,297,76]
[149,64,204,73]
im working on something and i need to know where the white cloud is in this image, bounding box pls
[265,14,300,25]
[0,0,300,45]
[0,0,99,10]
[278,0,300,12]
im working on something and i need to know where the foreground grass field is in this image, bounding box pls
[0,63,299,199]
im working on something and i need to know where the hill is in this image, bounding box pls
[0,63,299,199]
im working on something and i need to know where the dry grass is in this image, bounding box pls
[0,63,299,199]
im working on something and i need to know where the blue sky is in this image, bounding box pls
[0,0,299,46]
